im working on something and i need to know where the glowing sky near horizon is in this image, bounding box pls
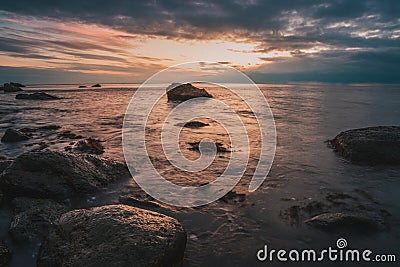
[0,1,399,83]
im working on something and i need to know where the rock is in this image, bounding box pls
[37,205,187,267]
[2,83,23,92]
[9,197,69,242]
[1,129,30,143]
[182,121,210,129]
[305,212,388,233]
[166,83,212,102]
[78,85,87,88]
[119,196,161,210]
[0,151,130,200]
[15,92,60,100]
[91,83,101,87]
[10,82,26,87]
[65,138,105,155]
[0,240,12,266]
[188,141,231,153]
[329,126,400,164]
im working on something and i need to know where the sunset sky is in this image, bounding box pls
[0,1,399,84]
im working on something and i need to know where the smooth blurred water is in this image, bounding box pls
[1,83,399,266]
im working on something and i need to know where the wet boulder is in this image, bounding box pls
[1,129,30,143]
[0,151,130,200]
[37,205,187,267]
[166,83,212,102]
[305,211,388,233]
[16,92,60,100]
[329,126,400,164]
[9,197,69,242]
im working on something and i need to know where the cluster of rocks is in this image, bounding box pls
[64,137,105,155]
[280,191,391,234]
[0,151,187,266]
[1,82,25,92]
[16,92,60,100]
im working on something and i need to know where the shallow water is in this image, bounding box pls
[1,83,400,266]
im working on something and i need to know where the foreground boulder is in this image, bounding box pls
[1,83,23,92]
[16,92,60,100]
[166,83,212,102]
[1,129,30,143]
[305,212,388,233]
[329,126,400,164]
[9,197,69,242]
[0,241,11,266]
[38,205,187,267]
[0,151,130,200]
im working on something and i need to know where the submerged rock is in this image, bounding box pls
[305,211,388,233]
[65,137,105,155]
[57,130,84,139]
[0,151,130,200]
[1,129,30,143]
[38,205,187,267]
[166,83,212,102]
[9,197,69,242]
[188,141,231,153]
[91,83,101,88]
[16,92,60,100]
[182,121,210,129]
[329,126,400,164]
[1,83,23,92]
[0,240,12,266]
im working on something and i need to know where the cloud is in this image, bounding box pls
[0,1,399,83]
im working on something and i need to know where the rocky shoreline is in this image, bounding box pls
[0,151,187,266]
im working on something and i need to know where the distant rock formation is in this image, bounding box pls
[78,85,87,88]
[1,83,23,92]
[38,205,187,267]
[166,83,212,101]
[16,92,60,100]
[1,129,30,143]
[329,126,400,164]
[91,83,101,87]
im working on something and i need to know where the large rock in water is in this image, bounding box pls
[16,92,60,100]
[9,197,69,242]
[166,83,212,102]
[0,151,130,200]
[330,126,400,164]
[1,129,30,143]
[37,205,187,267]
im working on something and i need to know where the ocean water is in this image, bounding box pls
[1,83,400,266]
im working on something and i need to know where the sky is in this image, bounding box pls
[0,0,399,84]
